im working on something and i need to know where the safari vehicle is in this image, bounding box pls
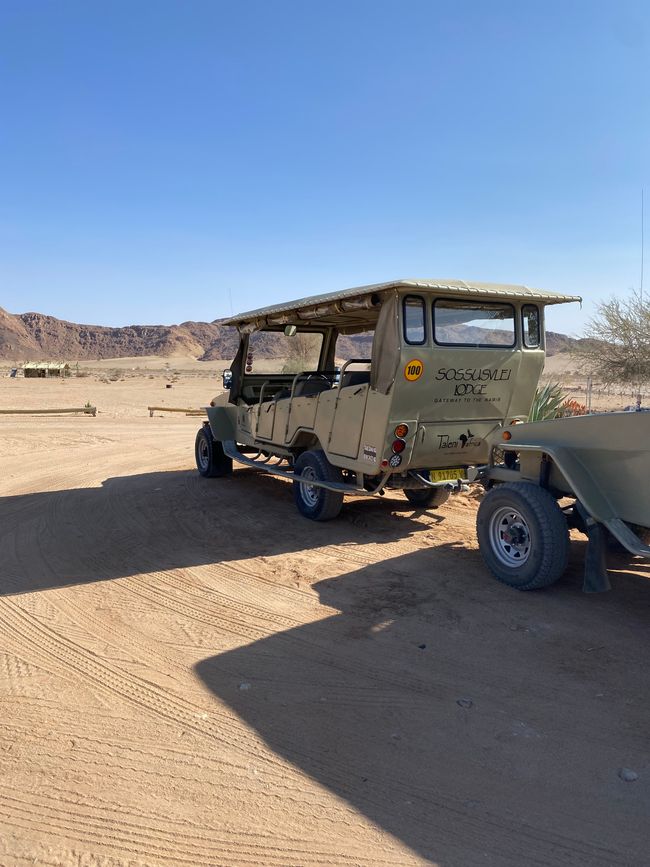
[196,278,650,592]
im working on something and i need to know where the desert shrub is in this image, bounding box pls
[560,398,587,417]
[573,292,650,388]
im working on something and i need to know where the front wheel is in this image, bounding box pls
[404,487,450,509]
[293,450,344,521]
[476,482,569,590]
[195,427,233,478]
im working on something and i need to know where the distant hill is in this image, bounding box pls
[0,305,580,362]
[546,331,579,356]
[0,306,234,362]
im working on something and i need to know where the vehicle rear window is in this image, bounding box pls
[403,295,426,345]
[522,304,541,348]
[433,299,516,347]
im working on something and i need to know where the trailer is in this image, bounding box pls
[479,411,650,591]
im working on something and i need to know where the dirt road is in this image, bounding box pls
[0,373,648,866]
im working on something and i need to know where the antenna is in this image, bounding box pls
[641,188,644,303]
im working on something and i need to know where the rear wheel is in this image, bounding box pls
[293,450,344,521]
[476,482,569,590]
[195,427,233,478]
[404,487,450,509]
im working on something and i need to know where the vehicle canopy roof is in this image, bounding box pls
[221,278,581,333]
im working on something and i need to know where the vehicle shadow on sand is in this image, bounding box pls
[195,544,650,865]
[3,465,649,862]
[0,467,443,596]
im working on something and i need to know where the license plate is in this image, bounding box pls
[429,467,467,483]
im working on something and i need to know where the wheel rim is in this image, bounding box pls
[299,466,321,507]
[197,436,210,471]
[489,505,532,567]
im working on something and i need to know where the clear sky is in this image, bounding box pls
[1,0,648,335]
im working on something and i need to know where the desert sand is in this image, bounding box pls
[0,365,649,866]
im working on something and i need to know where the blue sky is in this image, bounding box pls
[0,0,648,335]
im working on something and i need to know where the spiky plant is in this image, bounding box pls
[528,382,568,421]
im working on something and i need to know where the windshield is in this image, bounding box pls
[247,330,323,373]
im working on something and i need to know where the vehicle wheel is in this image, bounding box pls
[195,427,233,478]
[476,482,569,590]
[293,449,344,521]
[404,487,450,509]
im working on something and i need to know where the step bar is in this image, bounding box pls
[222,440,392,496]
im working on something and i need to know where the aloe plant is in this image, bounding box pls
[528,381,567,421]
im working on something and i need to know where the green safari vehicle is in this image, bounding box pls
[195,279,650,592]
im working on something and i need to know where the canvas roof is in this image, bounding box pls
[222,278,581,330]
[23,362,70,370]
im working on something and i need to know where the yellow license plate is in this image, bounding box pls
[429,467,467,483]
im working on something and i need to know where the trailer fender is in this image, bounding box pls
[492,442,650,560]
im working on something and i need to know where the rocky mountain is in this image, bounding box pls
[0,306,40,357]
[545,331,579,355]
[0,305,579,363]
[0,306,230,361]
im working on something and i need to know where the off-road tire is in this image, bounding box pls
[404,487,450,509]
[476,482,569,590]
[293,450,344,521]
[195,427,233,478]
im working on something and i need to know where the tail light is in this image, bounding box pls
[392,439,406,454]
[394,423,409,438]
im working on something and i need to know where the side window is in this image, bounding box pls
[403,295,426,345]
[522,305,541,348]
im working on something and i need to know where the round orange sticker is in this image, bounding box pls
[404,359,424,381]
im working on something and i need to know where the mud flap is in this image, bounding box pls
[575,502,611,593]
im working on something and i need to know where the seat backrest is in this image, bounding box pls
[294,378,331,398]
[340,370,371,389]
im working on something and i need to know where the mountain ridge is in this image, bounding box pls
[0,306,578,362]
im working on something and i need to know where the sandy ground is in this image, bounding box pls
[0,370,649,867]
[542,355,649,412]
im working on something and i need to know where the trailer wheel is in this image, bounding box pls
[195,427,233,478]
[293,450,344,521]
[476,482,569,590]
[404,488,450,509]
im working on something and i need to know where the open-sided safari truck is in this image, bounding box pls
[196,279,650,592]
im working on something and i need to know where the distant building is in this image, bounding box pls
[22,362,71,378]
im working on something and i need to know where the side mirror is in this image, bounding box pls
[222,369,233,390]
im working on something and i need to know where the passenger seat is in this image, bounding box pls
[293,377,332,398]
[340,369,371,389]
